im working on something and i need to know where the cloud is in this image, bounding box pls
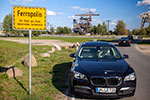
[92,19,100,24]
[110,22,117,25]
[9,0,46,4]
[112,20,118,22]
[137,0,150,6]
[71,6,80,9]
[47,11,56,16]
[47,10,64,16]
[93,19,100,22]
[68,15,80,19]
[136,15,141,18]
[71,6,96,12]
[90,8,96,12]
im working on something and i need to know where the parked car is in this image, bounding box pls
[119,37,131,46]
[70,41,136,99]
[128,35,133,40]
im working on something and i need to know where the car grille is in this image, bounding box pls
[91,76,122,86]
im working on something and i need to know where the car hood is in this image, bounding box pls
[75,59,128,76]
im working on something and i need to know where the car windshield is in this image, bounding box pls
[121,37,129,40]
[78,46,121,59]
[121,37,128,39]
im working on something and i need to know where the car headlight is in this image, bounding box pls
[74,71,87,80]
[124,73,136,81]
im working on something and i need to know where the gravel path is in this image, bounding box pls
[135,45,150,55]
[0,38,73,47]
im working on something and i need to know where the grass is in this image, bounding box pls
[0,40,76,100]
[137,40,150,45]
[3,36,116,43]
[0,40,28,67]
[0,36,117,100]
[32,37,116,43]
[138,43,150,45]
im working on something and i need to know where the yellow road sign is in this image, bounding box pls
[13,6,46,30]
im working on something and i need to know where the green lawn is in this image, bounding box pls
[7,36,116,43]
[0,40,76,100]
[0,37,117,100]
[137,41,150,45]
[36,37,116,43]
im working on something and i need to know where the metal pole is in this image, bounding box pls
[29,30,32,95]
[106,20,111,34]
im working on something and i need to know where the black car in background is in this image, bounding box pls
[70,41,136,99]
[119,37,131,46]
[128,35,133,40]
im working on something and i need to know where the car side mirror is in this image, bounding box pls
[123,54,129,59]
[70,53,75,58]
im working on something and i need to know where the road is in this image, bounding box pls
[67,44,150,100]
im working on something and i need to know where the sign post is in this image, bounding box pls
[29,30,32,94]
[12,6,46,95]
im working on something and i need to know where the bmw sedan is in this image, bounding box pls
[70,41,136,99]
[119,37,131,46]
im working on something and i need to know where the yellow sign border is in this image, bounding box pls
[12,6,47,31]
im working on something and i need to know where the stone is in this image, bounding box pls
[53,44,62,51]
[40,53,50,57]
[24,54,37,67]
[64,46,69,49]
[6,67,23,78]
[47,47,55,53]
[71,42,80,49]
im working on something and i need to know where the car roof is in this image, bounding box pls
[81,41,114,47]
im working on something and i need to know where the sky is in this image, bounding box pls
[0,0,150,31]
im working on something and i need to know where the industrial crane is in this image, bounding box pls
[73,11,99,35]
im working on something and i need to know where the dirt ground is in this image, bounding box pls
[0,38,73,47]
[137,45,150,55]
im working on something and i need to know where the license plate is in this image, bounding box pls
[96,88,116,93]
[123,41,126,43]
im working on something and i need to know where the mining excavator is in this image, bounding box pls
[73,11,99,35]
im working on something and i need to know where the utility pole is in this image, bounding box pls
[106,20,111,34]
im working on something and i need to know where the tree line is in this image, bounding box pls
[2,14,150,36]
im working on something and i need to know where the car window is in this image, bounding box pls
[121,37,129,40]
[78,46,97,58]
[78,46,121,59]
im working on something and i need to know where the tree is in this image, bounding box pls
[92,25,97,35]
[97,24,103,35]
[146,26,150,35]
[63,27,70,34]
[142,28,147,35]
[3,14,12,34]
[132,29,140,35]
[56,26,64,34]
[128,29,132,35]
[109,30,113,35]
[68,28,72,33]
[102,22,107,35]
[50,27,55,34]
[114,20,128,35]
[88,27,92,33]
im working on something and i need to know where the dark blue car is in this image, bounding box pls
[70,41,136,99]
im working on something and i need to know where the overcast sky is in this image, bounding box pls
[0,0,150,31]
